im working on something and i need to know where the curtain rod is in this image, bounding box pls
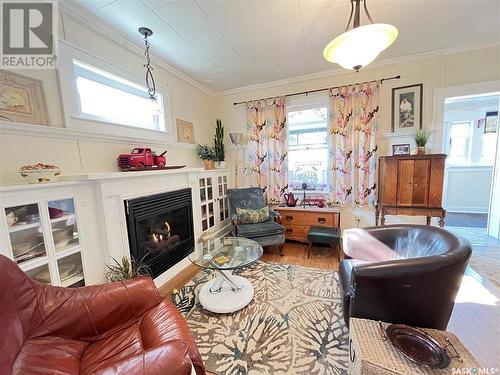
[233,75,401,106]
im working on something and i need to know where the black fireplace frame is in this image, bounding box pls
[124,188,194,278]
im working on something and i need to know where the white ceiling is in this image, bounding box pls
[74,0,500,92]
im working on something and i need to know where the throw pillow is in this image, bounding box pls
[236,206,270,224]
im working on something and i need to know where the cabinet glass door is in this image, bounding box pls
[57,252,85,287]
[218,175,229,222]
[199,177,215,232]
[48,199,80,253]
[26,263,51,284]
[5,204,46,264]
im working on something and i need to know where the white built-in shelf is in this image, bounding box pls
[60,167,204,181]
[60,274,84,287]
[8,222,41,233]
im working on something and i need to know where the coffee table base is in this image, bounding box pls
[199,274,254,313]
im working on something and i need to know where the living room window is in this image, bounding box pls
[447,121,471,164]
[287,105,330,191]
[73,60,165,131]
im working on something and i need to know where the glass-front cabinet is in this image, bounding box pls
[199,171,230,234]
[3,197,86,287]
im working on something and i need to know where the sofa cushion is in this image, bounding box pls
[343,228,399,261]
[236,206,270,224]
[237,220,285,237]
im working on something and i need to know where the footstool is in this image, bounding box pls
[307,226,342,260]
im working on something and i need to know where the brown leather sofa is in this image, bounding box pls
[339,225,472,330]
[0,255,205,375]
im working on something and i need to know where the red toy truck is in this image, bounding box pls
[118,148,167,170]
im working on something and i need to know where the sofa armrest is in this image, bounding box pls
[36,276,162,339]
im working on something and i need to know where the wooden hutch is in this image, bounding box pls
[376,154,446,227]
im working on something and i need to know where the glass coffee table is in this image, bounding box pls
[188,237,263,313]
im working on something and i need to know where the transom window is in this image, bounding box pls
[287,107,329,191]
[73,60,165,131]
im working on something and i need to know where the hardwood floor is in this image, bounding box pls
[159,240,499,369]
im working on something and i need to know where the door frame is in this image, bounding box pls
[432,80,500,234]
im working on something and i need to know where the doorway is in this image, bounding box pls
[442,93,499,229]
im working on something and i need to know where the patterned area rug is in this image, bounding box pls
[172,262,349,375]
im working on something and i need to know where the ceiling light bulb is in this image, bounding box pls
[324,23,398,71]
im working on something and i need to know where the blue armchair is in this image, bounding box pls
[227,187,285,255]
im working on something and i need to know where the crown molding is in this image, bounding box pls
[213,40,500,97]
[58,1,215,96]
[0,120,196,150]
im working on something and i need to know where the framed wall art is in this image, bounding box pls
[391,83,423,133]
[0,70,49,125]
[176,118,195,144]
[484,111,498,133]
[392,143,410,156]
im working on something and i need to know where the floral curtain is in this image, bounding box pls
[329,82,380,206]
[246,97,287,204]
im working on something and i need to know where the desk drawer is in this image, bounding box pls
[282,212,337,227]
[283,224,309,241]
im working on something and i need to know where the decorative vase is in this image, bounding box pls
[203,160,215,170]
[417,146,426,155]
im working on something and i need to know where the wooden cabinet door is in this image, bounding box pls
[412,159,430,206]
[381,158,398,206]
[397,160,414,206]
[428,157,445,208]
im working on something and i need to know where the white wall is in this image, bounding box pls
[215,45,500,228]
[0,9,215,184]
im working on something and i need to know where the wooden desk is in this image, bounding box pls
[275,206,340,243]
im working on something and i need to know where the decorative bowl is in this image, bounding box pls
[19,169,61,184]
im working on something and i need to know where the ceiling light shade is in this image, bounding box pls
[323,0,398,71]
[323,23,398,71]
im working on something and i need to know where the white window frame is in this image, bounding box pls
[58,41,172,142]
[446,121,472,163]
[286,94,330,194]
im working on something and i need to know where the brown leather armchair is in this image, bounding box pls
[0,255,205,375]
[339,225,472,330]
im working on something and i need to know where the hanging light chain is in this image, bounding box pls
[346,0,375,31]
[143,33,156,98]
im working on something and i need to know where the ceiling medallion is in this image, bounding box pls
[323,0,398,71]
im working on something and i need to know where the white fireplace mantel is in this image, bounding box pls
[61,167,213,287]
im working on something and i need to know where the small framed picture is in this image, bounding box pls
[391,84,423,133]
[392,143,410,156]
[484,111,498,133]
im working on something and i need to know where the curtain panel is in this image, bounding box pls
[246,97,287,204]
[328,82,380,206]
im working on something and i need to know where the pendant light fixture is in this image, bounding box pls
[138,27,157,102]
[323,0,398,71]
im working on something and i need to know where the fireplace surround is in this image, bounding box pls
[125,188,194,278]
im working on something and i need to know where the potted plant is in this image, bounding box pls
[214,119,226,168]
[105,255,150,282]
[415,129,430,155]
[196,144,216,170]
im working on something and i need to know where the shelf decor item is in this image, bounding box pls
[0,70,49,125]
[214,119,226,168]
[117,147,167,170]
[415,129,430,155]
[19,163,61,183]
[392,84,423,133]
[196,144,217,170]
[392,143,410,156]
